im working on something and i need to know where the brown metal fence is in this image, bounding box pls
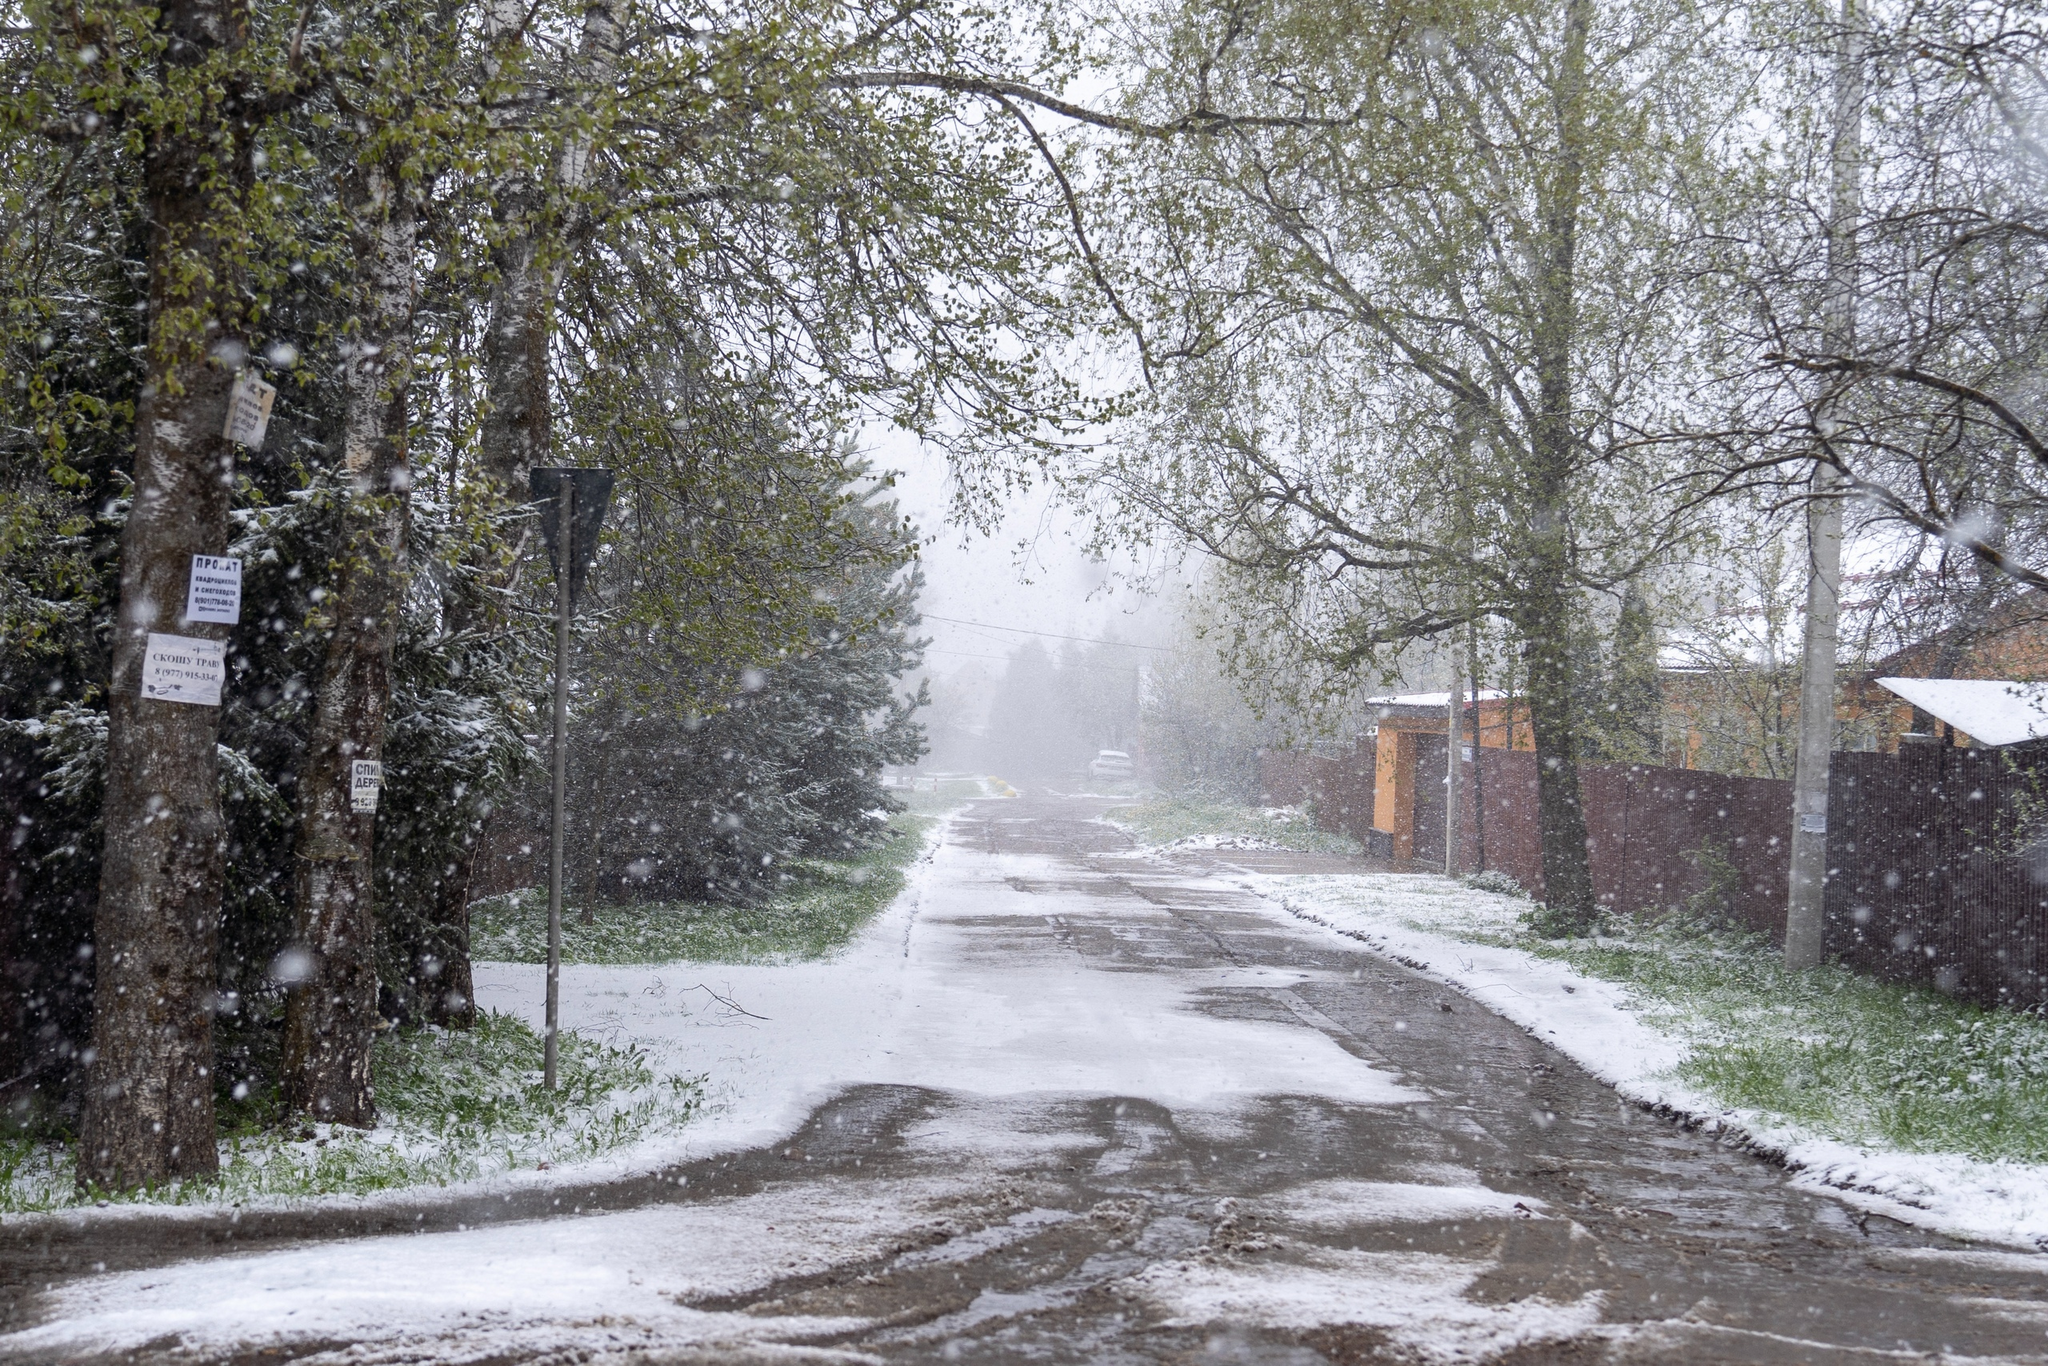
[1466,751,1793,939]
[1259,741,1382,850]
[1266,736,2048,1009]
[1256,748,1319,807]
[1413,734,1449,864]
[1824,747,2048,1011]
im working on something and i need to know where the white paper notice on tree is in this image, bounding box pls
[141,633,226,707]
[222,372,276,448]
[184,554,242,624]
[351,760,383,813]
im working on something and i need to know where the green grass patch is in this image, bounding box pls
[472,813,934,965]
[1106,798,1363,856]
[1522,916,2048,1164]
[0,1011,702,1213]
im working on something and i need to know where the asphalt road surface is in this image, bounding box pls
[7,794,2048,1364]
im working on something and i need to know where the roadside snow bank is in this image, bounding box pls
[1237,871,2048,1252]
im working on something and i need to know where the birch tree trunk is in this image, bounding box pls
[79,0,254,1189]
[281,164,417,1124]
[426,0,618,1024]
[481,0,616,495]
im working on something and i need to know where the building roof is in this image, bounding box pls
[1874,677,2048,746]
[1365,689,1511,710]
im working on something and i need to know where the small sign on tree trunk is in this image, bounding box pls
[184,555,242,624]
[140,633,226,706]
[350,760,383,813]
[223,372,276,448]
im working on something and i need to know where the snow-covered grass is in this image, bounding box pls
[0,1012,703,1213]
[0,815,939,1216]
[1538,919,2048,1165]
[1249,870,2048,1247]
[471,813,934,965]
[1107,798,1363,855]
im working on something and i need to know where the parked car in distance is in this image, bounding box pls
[1088,749,1135,782]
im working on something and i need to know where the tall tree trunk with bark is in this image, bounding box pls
[480,186,554,496]
[1518,0,1599,927]
[480,0,615,497]
[281,164,417,1124]
[426,0,618,1024]
[419,0,542,1028]
[80,0,255,1189]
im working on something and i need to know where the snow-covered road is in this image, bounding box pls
[8,796,2048,1364]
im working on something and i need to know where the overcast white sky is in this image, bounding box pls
[865,425,1176,676]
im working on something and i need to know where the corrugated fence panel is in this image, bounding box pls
[1472,749,1546,896]
[1463,752,1791,933]
[1601,766,1793,940]
[1413,734,1449,865]
[1261,742,1381,846]
[1826,748,2048,1011]
[1313,737,1380,845]
[1271,739,2048,1010]
[1256,749,1317,807]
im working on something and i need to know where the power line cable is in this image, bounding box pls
[920,647,1146,673]
[920,613,1171,651]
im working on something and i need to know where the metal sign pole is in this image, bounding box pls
[544,472,574,1090]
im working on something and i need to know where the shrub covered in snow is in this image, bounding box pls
[1462,869,1530,899]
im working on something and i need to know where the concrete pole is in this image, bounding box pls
[1786,0,1863,969]
[1446,652,1463,877]
[1469,620,1487,872]
[545,473,574,1087]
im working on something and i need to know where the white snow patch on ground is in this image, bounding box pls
[896,1101,1105,1171]
[1159,833,1291,852]
[1234,869,2048,1252]
[4,1175,964,1362]
[462,842,1420,1184]
[892,1206,1079,1267]
[1115,1245,1604,1361]
[1260,1177,1548,1227]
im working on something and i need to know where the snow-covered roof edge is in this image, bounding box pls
[1873,678,2048,746]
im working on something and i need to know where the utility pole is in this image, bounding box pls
[1469,620,1487,873]
[1785,0,1863,969]
[1446,652,1463,877]
[533,467,613,1088]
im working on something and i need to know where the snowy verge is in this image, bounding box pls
[1231,870,2048,1253]
[1102,799,1363,857]
[0,817,957,1226]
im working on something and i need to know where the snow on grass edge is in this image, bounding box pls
[1234,871,2048,1253]
[0,809,957,1225]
